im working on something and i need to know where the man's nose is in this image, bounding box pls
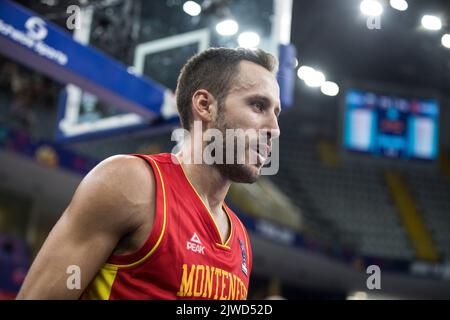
[265,113,280,140]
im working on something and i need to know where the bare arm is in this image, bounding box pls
[16,155,155,299]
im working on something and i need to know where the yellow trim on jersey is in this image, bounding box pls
[215,243,231,249]
[105,157,167,269]
[222,206,234,247]
[82,265,119,300]
[177,157,233,248]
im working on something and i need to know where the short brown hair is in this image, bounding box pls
[176,47,278,130]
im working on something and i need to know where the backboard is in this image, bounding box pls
[53,0,294,142]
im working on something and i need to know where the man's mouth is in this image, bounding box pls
[252,144,270,164]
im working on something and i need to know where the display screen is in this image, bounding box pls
[343,89,439,160]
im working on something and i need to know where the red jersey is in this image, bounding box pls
[82,153,252,300]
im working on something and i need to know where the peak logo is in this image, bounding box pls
[187,233,205,254]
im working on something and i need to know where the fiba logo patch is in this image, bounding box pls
[238,239,248,277]
[25,17,48,41]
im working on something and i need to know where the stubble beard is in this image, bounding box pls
[211,108,260,184]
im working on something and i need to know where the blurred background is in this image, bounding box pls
[1,0,450,299]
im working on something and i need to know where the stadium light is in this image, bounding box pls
[238,32,260,48]
[442,34,450,48]
[321,81,340,96]
[360,0,383,17]
[297,66,315,80]
[389,0,408,12]
[216,19,239,36]
[183,1,202,17]
[304,70,326,88]
[421,15,442,31]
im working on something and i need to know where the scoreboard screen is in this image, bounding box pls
[343,89,439,160]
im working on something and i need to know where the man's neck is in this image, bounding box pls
[175,148,231,216]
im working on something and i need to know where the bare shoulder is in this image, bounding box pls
[91,154,155,193]
[69,154,155,234]
[16,155,156,299]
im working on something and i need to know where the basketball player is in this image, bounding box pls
[16,47,281,299]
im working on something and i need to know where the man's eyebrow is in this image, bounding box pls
[246,94,280,106]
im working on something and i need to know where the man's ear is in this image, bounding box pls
[191,89,216,123]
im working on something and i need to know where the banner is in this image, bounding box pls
[0,0,166,119]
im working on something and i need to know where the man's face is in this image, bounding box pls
[213,60,281,183]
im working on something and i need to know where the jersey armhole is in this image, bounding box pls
[106,154,167,268]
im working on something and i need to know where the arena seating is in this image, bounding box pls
[271,136,416,261]
[406,171,450,260]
